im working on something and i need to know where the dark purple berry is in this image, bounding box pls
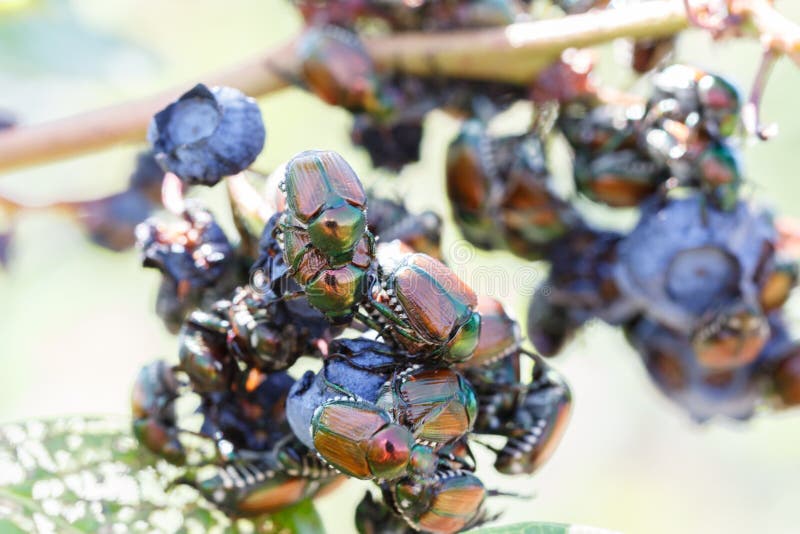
[148,84,266,186]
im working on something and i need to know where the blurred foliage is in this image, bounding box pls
[0,0,36,16]
[0,417,322,533]
[0,0,154,76]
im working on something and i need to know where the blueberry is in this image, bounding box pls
[286,338,403,448]
[614,195,776,333]
[626,316,767,422]
[148,84,266,186]
[136,203,236,332]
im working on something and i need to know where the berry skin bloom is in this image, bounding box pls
[148,84,266,186]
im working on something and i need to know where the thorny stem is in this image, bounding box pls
[0,0,797,175]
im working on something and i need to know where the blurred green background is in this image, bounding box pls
[2,1,800,533]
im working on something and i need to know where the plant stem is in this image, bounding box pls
[738,0,800,66]
[0,0,797,175]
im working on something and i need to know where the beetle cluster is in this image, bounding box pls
[131,84,572,533]
[284,0,800,421]
[122,1,800,530]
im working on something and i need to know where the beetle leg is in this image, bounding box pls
[486,488,532,499]
[355,309,385,332]
[319,369,362,400]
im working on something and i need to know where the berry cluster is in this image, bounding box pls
[133,85,571,533]
[124,1,800,530]
[284,1,800,420]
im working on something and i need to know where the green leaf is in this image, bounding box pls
[0,416,325,533]
[469,523,621,534]
[268,499,325,534]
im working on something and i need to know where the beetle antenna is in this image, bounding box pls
[487,488,533,500]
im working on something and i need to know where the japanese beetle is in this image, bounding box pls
[561,104,670,208]
[177,305,232,393]
[573,148,669,208]
[282,149,369,263]
[297,26,386,115]
[459,297,526,429]
[456,296,520,370]
[286,337,409,448]
[692,138,743,211]
[180,456,342,518]
[492,361,572,475]
[690,302,769,371]
[499,135,580,258]
[280,150,376,322]
[356,491,413,534]
[459,298,572,474]
[312,399,436,480]
[368,251,481,363]
[640,113,743,210]
[759,259,798,312]
[226,285,319,373]
[385,469,487,534]
[377,366,478,449]
[254,213,351,337]
[445,119,504,250]
[131,361,186,465]
[446,120,578,257]
[648,64,742,138]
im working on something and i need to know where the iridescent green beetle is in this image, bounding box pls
[694,139,742,211]
[177,306,232,393]
[493,364,573,476]
[131,360,186,465]
[182,456,343,517]
[649,64,741,138]
[280,150,376,321]
[282,149,370,263]
[311,399,436,481]
[366,249,481,363]
[387,469,487,534]
[297,25,387,115]
[376,367,478,449]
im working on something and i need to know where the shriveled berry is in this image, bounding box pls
[148,84,266,186]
